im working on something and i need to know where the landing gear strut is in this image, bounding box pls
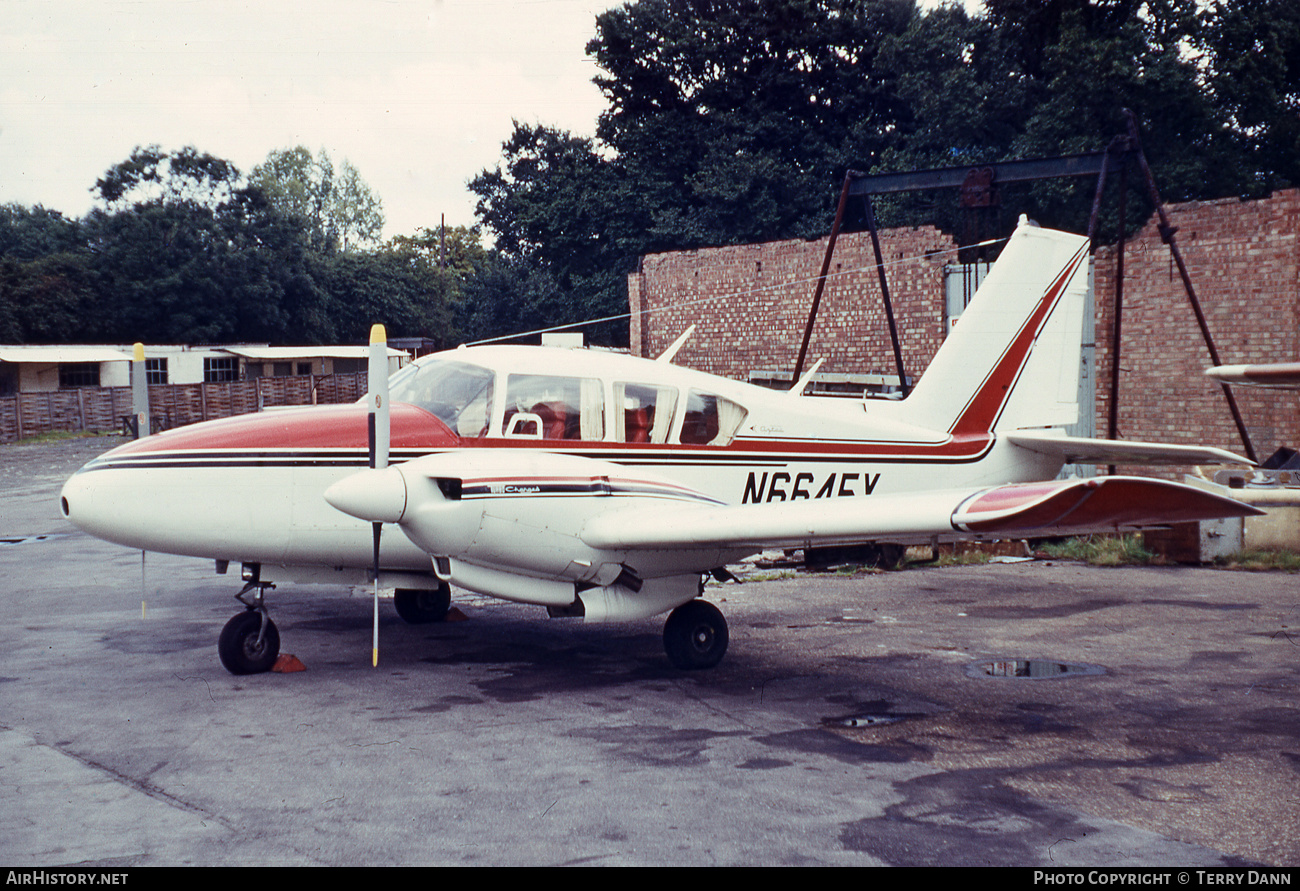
[663,599,728,670]
[217,572,280,675]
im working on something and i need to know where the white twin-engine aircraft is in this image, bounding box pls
[61,220,1260,674]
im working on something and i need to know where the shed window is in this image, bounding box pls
[204,357,238,382]
[145,358,168,385]
[59,363,100,389]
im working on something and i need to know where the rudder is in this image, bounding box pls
[902,219,1090,438]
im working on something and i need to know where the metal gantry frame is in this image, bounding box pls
[794,108,1256,464]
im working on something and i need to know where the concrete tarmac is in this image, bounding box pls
[2,435,1297,867]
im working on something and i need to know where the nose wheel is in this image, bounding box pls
[218,575,280,675]
[663,599,728,670]
[218,609,281,675]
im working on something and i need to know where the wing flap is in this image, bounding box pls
[581,476,1262,551]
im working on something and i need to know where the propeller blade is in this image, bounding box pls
[372,520,381,667]
[366,323,390,667]
[368,323,390,471]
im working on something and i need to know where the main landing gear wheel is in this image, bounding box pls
[663,599,728,670]
[394,583,452,624]
[218,610,281,675]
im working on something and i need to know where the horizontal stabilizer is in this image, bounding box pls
[581,476,1261,551]
[1006,430,1251,466]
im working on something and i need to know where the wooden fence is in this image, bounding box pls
[0,372,368,443]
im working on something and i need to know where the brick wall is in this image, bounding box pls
[1094,189,1300,469]
[630,226,956,382]
[631,189,1300,472]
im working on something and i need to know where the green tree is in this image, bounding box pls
[0,204,83,261]
[589,0,920,247]
[312,247,455,346]
[1196,0,1300,193]
[455,253,575,346]
[993,0,1238,233]
[472,0,1274,319]
[92,145,240,211]
[470,123,640,344]
[0,253,95,343]
[82,147,329,343]
[385,223,487,279]
[249,147,385,252]
[80,201,243,342]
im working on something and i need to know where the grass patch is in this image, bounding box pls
[900,546,991,568]
[1034,534,1157,566]
[720,569,797,584]
[4,429,120,447]
[1214,549,1300,572]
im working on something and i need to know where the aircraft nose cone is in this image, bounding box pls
[324,467,408,523]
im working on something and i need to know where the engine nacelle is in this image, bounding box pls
[325,450,732,616]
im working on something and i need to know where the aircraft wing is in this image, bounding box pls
[1005,430,1252,466]
[1205,362,1300,390]
[580,475,1263,551]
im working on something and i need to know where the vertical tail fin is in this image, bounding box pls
[903,220,1090,437]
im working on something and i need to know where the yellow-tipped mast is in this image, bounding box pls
[367,324,390,667]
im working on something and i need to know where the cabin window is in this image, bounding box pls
[389,359,495,438]
[503,374,603,440]
[679,390,747,446]
[613,382,677,443]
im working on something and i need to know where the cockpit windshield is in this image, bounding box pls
[389,359,495,438]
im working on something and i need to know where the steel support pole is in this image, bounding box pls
[1125,111,1257,463]
[864,196,910,396]
[794,172,854,383]
[1108,164,1127,474]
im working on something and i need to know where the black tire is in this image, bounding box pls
[218,610,280,675]
[806,543,905,570]
[394,584,451,624]
[876,544,906,569]
[663,600,728,670]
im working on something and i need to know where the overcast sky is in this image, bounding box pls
[1,0,976,241]
[1,0,613,238]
